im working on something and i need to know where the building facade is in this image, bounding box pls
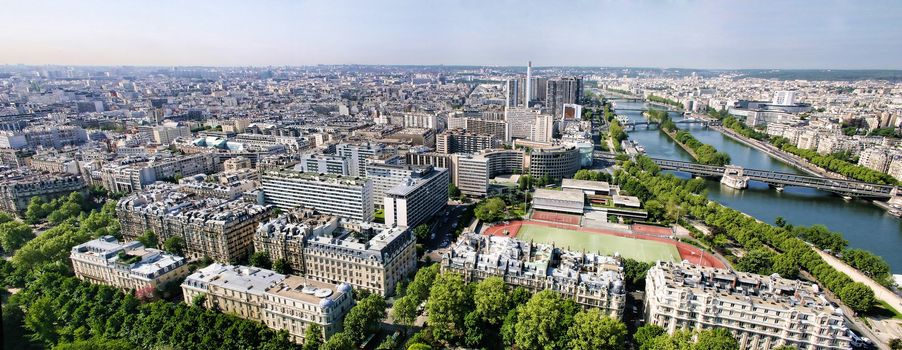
[261,170,374,221]
[71,236,190,293]
[384,166,449,228]
[645,261,851,350]
[182,264,353,344]
[442,233,626,317]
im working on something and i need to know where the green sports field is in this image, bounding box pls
[515,224,681,262]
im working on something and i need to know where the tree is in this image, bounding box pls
[427,272,473,344]
[474,197,506,223]
[406,264,439,302]
[839,282,875,313]
[463,311,484,347]
[889,338,902,350]
[448,183,461,198]
[302,324,324,350]
[622,258,653,290]
[771,253,799,279]
[249,251,272,269]
[163,236,186,256]
[407,344,432,350]
[413,224,431,242]
[392,295,419,327]
[272,258,291,274]
[321,332,355,350]
[344,294,387,344]
[25,196,49,223]
[774,216,787,227]
[734,249,774,275]
[53,338,135,350]
[693,328,739,350]
[633,324,665,348]
[473,277,508,325]
[0,221,34,253]
[514,290,579,350]
[566,309,627,350]
[137,230,158,248]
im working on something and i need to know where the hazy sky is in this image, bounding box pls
[1,0,900,69]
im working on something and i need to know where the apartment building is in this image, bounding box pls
[456,149,525,196]
[254,209,416,297]
[526,145,581,180]
[436,129,498,154]
[384,166,449,228]
[442,233,626,318]
[70,236,190,293]
[0,169,86,213]
[182,264,353,344]
[100,153,217,193]
[261,170,374,221]
[299,153,350,176]
[645,261,851,350]
[117,184,273,262]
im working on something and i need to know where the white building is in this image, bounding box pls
[262,170,374,221]
[384,166,449,228]
[645,261,851,350]
[182,264,353,344]
[506,107,541,140]
[71,236,190,293]
[152,123,192,145]
[772,91,798,106]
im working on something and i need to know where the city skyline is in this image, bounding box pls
[2,0,901,69]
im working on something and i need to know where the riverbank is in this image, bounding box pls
[712,124,834,178]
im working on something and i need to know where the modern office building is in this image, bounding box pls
[336,142,393,178]
[436,129,498,154]
[442,233,626,317]
[100,153,217,193]
[70,236,190,294]
[0,125,89,149]
[525,145,581,180]
[117,184,273,262]
[531,115,555,143]
[645,261,851,350]
[182,264,353,344]
[405,150,457,185]
[384,166,449,228]
[261,170,374,221]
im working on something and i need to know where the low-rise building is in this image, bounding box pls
[71,236,189,293]
[645,261,851,350]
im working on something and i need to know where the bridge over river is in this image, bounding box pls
[594,151,898,199]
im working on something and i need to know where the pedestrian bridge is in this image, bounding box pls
[620,119,719,129]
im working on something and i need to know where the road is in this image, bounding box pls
[814,248,902,348]
[423,202,469,263]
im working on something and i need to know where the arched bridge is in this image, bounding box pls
[651,158,896,199]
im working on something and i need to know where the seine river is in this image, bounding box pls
[615,101,902,273]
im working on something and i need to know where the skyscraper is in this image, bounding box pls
[546,77,583,117]
[525,61,532,106]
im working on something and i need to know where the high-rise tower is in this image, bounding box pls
[525,61,532,107]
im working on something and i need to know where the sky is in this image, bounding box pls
[1,0,901,69]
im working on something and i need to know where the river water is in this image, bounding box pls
[615,101,902,272]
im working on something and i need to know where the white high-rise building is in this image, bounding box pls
[772,91,798,106]
[525,61,532,106]
[384,166,449,228]
[531,115,555,143]
[505,107,541,140]
[262,170,374,221]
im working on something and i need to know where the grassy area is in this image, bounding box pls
[374,209,385,224]
[516,224,681,262]
[869,299,902,320]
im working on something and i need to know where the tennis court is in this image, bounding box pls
[516,223,681,262]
